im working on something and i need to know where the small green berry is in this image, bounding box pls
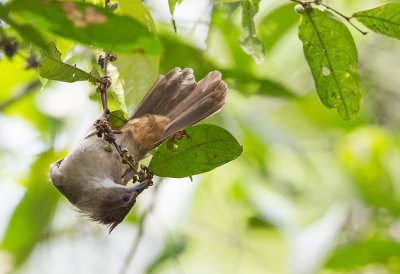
[108,1,119,11]
[104,144,113,152]
[295,4,305,14]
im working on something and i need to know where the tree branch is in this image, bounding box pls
[99,0,111,114]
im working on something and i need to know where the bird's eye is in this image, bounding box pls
[121,195,130,203]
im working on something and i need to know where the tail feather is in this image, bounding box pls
[130,68,196,119]
[130,68,227,145]
[163,80,227,139]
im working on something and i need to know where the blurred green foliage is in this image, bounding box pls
[1,0,400,273]
[1,150,64,266]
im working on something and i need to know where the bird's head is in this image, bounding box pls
[79,186,138,232]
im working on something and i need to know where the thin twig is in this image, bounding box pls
[290,0,306,4]
[94,118,148,180]
[319,3,367,35]
[100,0,111,114]
[119,180,164,274]
[289,0,367,35]
[111,140,137,173]
[102,52,109,77]
[0,80,41,111]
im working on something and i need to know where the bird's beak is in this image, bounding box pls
[129,180,150,194]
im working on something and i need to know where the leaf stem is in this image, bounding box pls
[318,3,367,35]
[290,0,367,35]
[290,0,307,5]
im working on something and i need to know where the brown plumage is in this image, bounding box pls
[119,67,227,160]
[49,68,228,232]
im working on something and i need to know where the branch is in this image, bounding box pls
[0,80,41,111]
[119,180,164,274]
[97,0,112,114]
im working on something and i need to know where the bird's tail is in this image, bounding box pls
[129,67,228,146]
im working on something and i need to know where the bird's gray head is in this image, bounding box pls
[79,186,138,232]
[49,158,142,232]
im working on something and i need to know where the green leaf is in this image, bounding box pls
[0,3,49,50]
[1,150,61,266]
[0,3,8,18]
[168,0,184,15]
[149,124,243,178]
[107,65,128,112]
[353,3,400,40]
[159,33,295,98]
[108,109,128,128]
[112,53,159,113]
[247,215,275,229]
[211,4,254,72]
[116,0,157,32]
[258,3,297,51]
[298,8,361,121]
[326,239,400,270]
[10,23,50,50]
[168,0,183,32]
[111,0,160,113]
[159,33,214,78]
[240,0,265,64]
[8,0,161,54]
[39,41,101,83]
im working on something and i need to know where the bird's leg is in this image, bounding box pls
[173,129,189,140]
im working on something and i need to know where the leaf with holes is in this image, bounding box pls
[149,124,243,178]
[353,2,400,40]
[240,0,265,64]
[298,8,360,120]
[0,4,49,50]
[40,42,101,83]
[8,0,161,54]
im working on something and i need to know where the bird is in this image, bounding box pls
[49,67,228,232]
